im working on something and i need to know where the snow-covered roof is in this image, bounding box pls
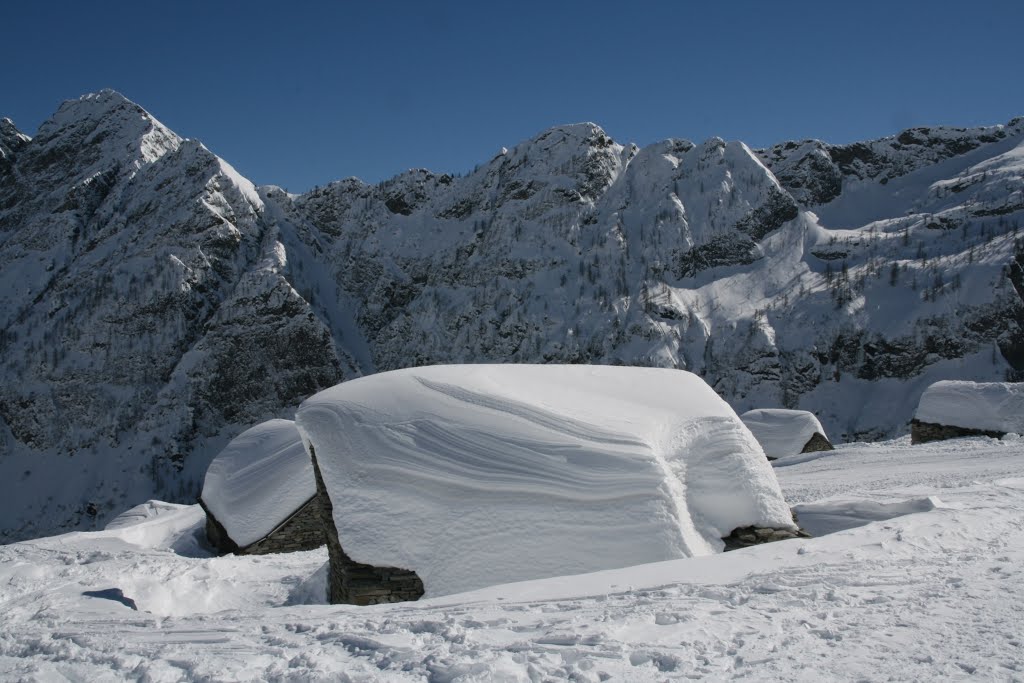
[295,364,795,597]
[200,419,316,548]
[915,380,1024,434]
[740,409,829,459]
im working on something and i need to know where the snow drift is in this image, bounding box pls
[915,380,1024,435]
[200,419,316,549]
[740,409,832,459]
[295,364,795,597]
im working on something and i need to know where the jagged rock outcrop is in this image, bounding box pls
[2,91,1023,540]
[758,121,1023,204]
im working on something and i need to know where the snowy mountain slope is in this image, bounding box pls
[758,119,1024,207]
[0,117,30,165]
[278,114,1023,442]
[276,124,803,379]
[1,90,1022,541]
[0,436,1021,680]
[0,92,344,541]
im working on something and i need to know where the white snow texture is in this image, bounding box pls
[200,419,315,548]
[295,364,795,597]
[740,408,829,459]
[915,380,1024,434]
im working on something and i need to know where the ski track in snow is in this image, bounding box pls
[0,438,1022,681]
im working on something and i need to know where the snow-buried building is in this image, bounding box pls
[911,380,1024,444]
[200,419,325,554]
[740,409,834,460]
[295,365,799,604]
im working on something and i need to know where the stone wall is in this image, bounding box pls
[200,494,326,556]
[801,432,834,453]
[199,498,239,554]
[308,444,425,605]
[910,419,1005,445]
[723,509,810,551]
[241,495,326,555]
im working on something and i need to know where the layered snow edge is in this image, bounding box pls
[295,365,795,598]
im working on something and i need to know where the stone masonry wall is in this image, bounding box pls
[199,498,239,554]
[240,495,326,555]
[308,444,425,605]
[801,432,834,453]
[910,419,1005,444]
[200,494,326,556]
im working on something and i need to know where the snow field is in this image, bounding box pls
[0,437,1022,680]
[295,365,795,597]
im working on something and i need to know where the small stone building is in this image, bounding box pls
[911,380,1024,444]
[200,419,326,555]
[296,365,802,604]
[740,408,834,461]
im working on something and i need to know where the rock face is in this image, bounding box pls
[2,90,1024,541]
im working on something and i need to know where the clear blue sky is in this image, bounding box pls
[3,1,1022,191]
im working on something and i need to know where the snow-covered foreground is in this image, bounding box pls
[1,438,1022,681]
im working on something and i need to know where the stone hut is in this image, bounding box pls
[911,380,1024,444]
[200,419,325,555]
[296,365,801,605]
[739,409,834,461]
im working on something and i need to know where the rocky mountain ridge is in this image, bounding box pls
[1,90,1021,541]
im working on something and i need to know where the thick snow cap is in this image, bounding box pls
[200,419,316,548]
[295,364,795,597]
[915,381,1024,434]
[740,409,830,459]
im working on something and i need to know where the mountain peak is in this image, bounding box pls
[29,90,181,173]
[43,90,142,130]
[525,122,615,150]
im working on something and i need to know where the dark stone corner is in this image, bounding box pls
[801,432,834,453]
[308,444,425,605]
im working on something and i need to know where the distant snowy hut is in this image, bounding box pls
[911,380,1024,444]
[199,419,325,555]
[739,409,834,460]
[296,365,801,605]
